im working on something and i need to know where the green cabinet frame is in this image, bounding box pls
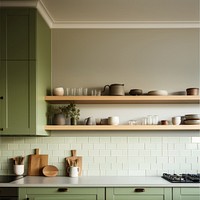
[19,187,105,200]
[0,8,51,136]
[173,188,200,200]
[106,187,172,200]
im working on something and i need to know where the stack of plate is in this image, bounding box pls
[184,114,200,125]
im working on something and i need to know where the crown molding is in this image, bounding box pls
[36,0,53,28]
[51,21,200,29]
[0,1,199,29]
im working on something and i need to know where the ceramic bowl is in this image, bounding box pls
[186,88,199,95]
[148,90,168,96]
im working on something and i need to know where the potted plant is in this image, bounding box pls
[51,105,69,125]
[67,103,80,125]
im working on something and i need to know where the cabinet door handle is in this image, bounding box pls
[0,96,3,99]
[134,188,145,193]
[57,188,68,192]
[0,128,3,131]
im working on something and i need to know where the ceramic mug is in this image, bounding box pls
[14,165,24,175]
[108,116,119,125]
[68,166,79,177]
[172,116,181,125]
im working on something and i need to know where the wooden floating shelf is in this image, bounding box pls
[45,125,200,131]
[45,95,200,104]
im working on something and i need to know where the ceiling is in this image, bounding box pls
[0,0,199,28]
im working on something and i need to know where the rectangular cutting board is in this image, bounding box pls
[28,148,48,176]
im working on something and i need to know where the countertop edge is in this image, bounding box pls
[0,176,200,188]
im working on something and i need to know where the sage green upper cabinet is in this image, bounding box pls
[0,8,51,136]
[0,8,35,60]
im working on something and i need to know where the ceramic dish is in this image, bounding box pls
[185,114,200,120]
[148,90,168,96]
[184,120,200,125]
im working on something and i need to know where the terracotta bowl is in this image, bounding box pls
[186,88,199,95]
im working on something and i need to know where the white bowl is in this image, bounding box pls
[148,90,168,96]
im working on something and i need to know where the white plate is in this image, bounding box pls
[148,90,168,96]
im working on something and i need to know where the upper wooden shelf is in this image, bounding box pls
[45,125,200,131]
[45,95,200,104]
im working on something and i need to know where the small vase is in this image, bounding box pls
[53,114,66,125]
[71,118,78,125]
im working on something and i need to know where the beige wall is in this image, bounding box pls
[52,29,199,93]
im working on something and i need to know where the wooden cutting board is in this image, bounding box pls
[66,150,82,176]
[28,148,48,176]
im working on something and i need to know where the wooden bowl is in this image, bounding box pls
[42,165,58,177]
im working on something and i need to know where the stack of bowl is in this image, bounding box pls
[184,114,200,125]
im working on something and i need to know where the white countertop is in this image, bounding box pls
[0,176,200,188]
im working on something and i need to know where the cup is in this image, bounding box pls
[71,88,76,96]
[172,116,181,125]
[53,87,64,96]
[14,165,24,175]
[77,88,83,96]
[152,115,158,125]
[95,118,101,125]
[83,88,88,96]
[108,116,119,125]
[147,115,153,125]
[68,166,79,177]
[65,88,70,96]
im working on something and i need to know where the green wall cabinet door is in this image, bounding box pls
[0,8,51,136]
[19,187,105,200]
[173,188,200,200]
[106,187,172,200]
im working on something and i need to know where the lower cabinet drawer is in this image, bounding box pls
[19,187,105,200]
[106,187,172,200]
[173,188,200,200]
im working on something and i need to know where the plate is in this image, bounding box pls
[148,90,168,96]
[185,114,200,120]
[184,120,200,125]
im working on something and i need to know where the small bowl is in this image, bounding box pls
[186,88,199,95]
[129,89,143,96]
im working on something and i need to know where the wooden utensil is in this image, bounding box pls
[28,148,48,176]
[66,150,82,176]
[42,165,58,177]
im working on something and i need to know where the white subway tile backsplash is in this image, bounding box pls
[0,136,199,176]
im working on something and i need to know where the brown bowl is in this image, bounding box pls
[186,88,199,95]
[129,89,143,96]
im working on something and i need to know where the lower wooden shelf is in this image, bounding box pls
[45,125,200,131]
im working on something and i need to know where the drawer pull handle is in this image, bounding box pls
[134,188,145,193]
[0,128,3,131]
[0,96,3,99]
[57,188,68,192]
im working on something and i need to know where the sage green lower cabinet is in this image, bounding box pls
[173,188,200,200]
[19,187,105,200]
[106,187,172,200]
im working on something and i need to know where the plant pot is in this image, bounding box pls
[71,118,78,125]
[53,114,66,125]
